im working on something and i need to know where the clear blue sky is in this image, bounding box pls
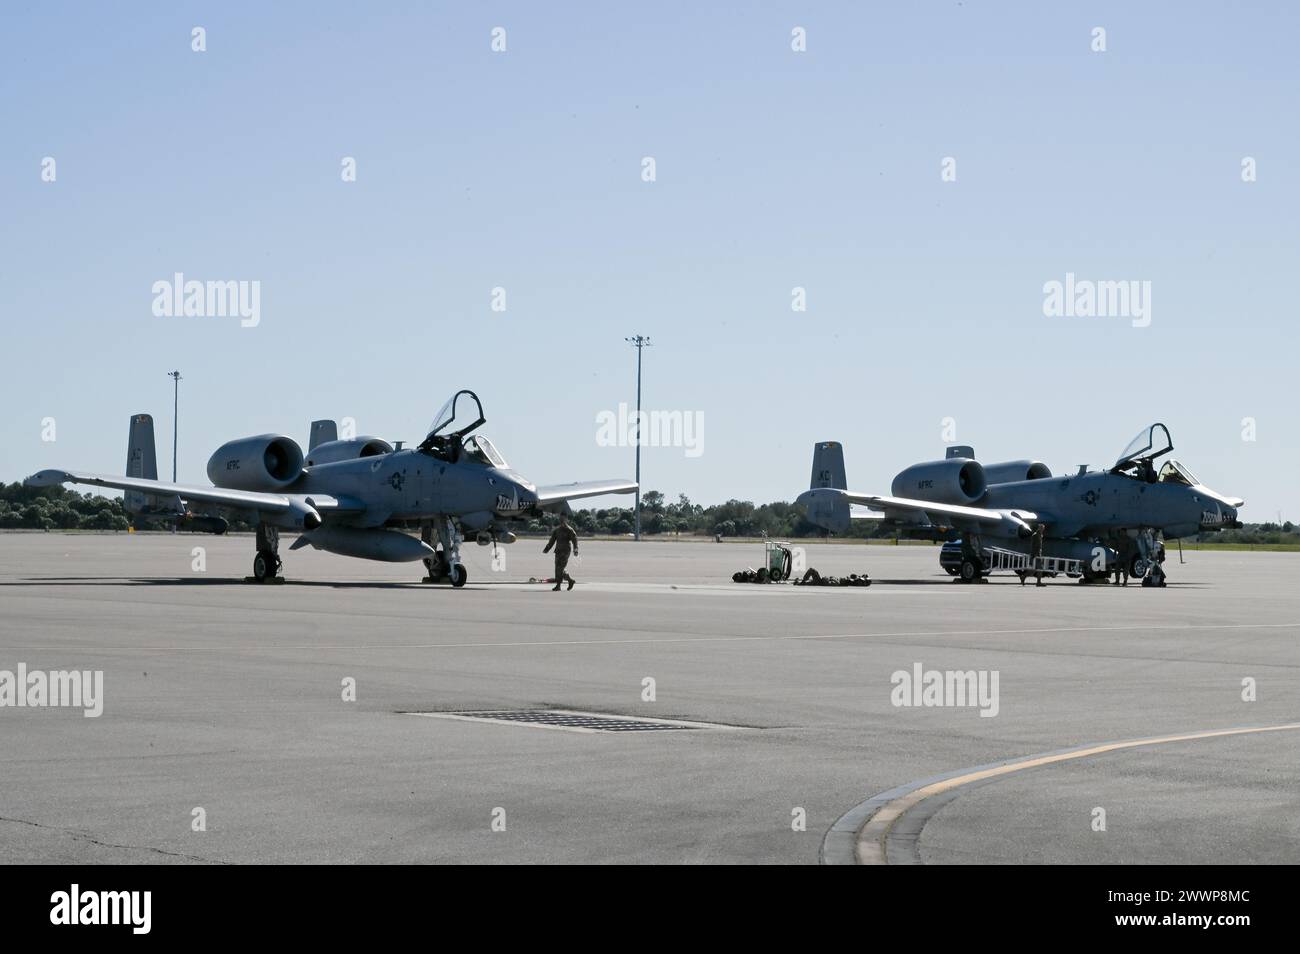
[3,2,1296,519]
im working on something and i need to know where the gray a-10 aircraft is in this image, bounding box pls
[796,423,1243,586]
[26,390,636,586]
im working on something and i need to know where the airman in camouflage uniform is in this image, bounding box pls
[543,514,579,591]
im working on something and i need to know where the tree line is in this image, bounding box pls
[0,482,130,530]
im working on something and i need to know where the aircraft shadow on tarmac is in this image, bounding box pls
[816,577,1202,587]
[6,576,1202,589]
[4,576,507,591]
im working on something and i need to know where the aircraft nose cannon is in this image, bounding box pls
[1206,505,1241,530]
[1197,503,1239,531]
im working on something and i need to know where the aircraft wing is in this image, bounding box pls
[842,491,1035,525]
[24,469,364,523]
[801,487,1040,534]
[532,479,638,507]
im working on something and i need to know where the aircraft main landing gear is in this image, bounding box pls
[1134,529,1167,587]
[957,534,985,583]
[250,523,282,583]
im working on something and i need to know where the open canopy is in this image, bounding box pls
[1113,423,1173,471]
[422,390,486,448]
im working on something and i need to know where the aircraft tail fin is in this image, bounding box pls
[810,441,847,490]
[803,441,851,533]
[309,419,338,451]
[124,414,159,514]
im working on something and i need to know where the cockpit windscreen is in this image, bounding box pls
[463,435,508,468]
[1158,460,1200,487]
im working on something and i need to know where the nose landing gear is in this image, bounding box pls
[1133,529,1167,587]
[421,517,468,587]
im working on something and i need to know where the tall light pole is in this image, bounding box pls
[167,371,182,482]
[625,336,651,540]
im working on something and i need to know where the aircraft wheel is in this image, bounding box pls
[425,553,449,581]
[450,564,468,588]
[959,558,981,583]
[252,551,275,582]
[1130,554,1148,578]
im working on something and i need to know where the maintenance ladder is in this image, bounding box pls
[982,546,1084,577]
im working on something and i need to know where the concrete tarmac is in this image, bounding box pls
[1,533,1297,864]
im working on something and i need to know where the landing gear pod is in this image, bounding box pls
[292,527,436,562]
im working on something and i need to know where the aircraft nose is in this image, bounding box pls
[514,479,539,509]
[1198,502,1239,530]
[492,473,536,512]
[505,472,537,505]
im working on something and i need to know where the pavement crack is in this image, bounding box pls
[0,814,229,864]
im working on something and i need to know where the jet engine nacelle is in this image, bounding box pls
[891,458,987,504]
[305,437,394,467]
[982,460,1053,484]
[207,435,304,491]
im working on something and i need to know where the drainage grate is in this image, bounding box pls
[403,708,735,733]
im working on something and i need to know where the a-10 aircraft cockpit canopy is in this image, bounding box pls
[1110,424,1223,494]
[418,390,506,466]
[1111,423,1206,487]
[1112,423,1174,476]
[424,390,486,444]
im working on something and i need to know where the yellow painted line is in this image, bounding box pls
[855,722,1300,865]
